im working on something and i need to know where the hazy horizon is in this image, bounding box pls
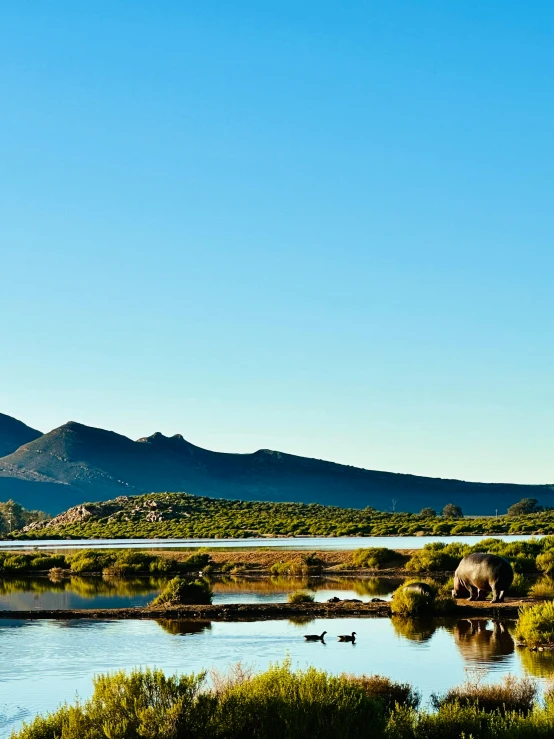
[2,2,553,486]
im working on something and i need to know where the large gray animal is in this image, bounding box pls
[452,553,513,603]
[402,582,435,598]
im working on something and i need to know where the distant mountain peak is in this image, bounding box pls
[136,431,193,450]
[0,413,43,458]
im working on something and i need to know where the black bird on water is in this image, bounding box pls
[338,632,356,642]
[304,631,327,642]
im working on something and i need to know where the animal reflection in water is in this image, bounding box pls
[453,619,514,664]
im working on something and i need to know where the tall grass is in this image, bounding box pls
[431,674,537,714]
[11,662,554,739]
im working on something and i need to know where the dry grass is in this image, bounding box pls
[431,673,537,714]
[149,548,354,570]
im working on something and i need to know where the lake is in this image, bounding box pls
[1,615,553,738]
[0,534,541,551]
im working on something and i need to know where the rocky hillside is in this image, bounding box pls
[0,415,552,515]
[0,413,42,458]
[19,491,554,540]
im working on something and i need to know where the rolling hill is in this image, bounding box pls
[0,415,552,515]
[0,413,42,458]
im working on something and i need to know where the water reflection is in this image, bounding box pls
[210,575,404,603]
[517,646,554,677]
[0,576,164,610]
[0,575,406,610]
[450,619,514,665]
[391,616,437,642]
[155,620,212,636]
[287,615,318,626]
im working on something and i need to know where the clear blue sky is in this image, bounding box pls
[1,2,553,484]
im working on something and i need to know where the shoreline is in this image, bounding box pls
[0,599,528,621]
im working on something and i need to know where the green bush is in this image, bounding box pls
[510,554,537,574]
[66,550,116,573]
[405,548,457,573]
[288,591,314,604]
[149,557,178,574]
[150,577,213,606]
[181,552,212,571]
[536,551,554,575]
[515,601,554,648]
[508,573,530,597]
[530,576,554,599]
[345,674,420,712]
[390,581,436,615]
[351,547,404,569]
[270,561,293,575]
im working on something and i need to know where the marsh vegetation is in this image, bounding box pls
[11,661,554,739]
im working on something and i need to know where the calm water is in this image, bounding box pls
[1,616,554,738]
[0,534,541,551]
[0,576,403,610]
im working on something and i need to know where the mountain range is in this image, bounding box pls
[0,413,552,515]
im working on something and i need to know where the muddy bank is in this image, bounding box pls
[0,598,530,621]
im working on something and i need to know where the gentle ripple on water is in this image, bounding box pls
[1,616,554,738]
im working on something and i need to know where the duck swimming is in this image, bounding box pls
[338,632,356,642]
[304,631,327,642]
